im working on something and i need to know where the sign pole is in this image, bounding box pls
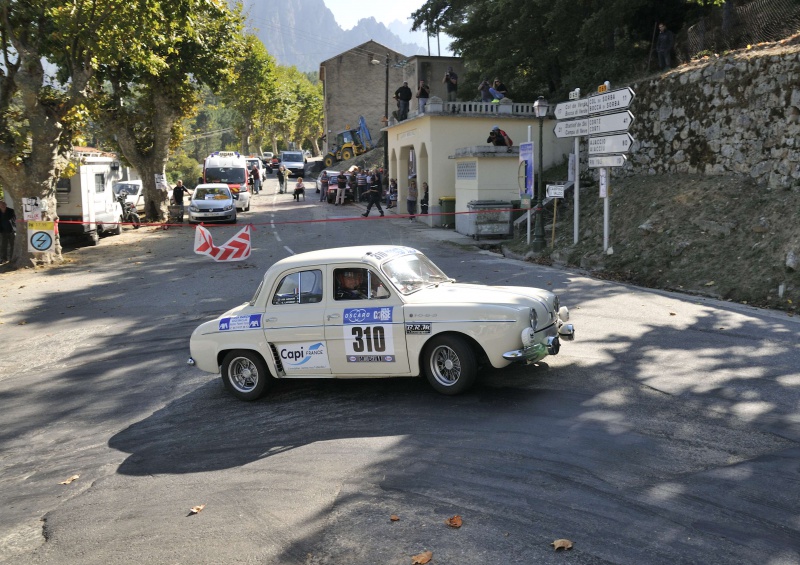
[573,136,580,245]
[603,168,610,252]
[527,125,532,245]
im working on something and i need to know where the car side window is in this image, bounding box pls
[334,268,390,300]
[272,269,323,305]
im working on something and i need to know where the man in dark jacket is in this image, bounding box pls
[0,199,16,263]
[394,81,412,121]
[656,22,675,70]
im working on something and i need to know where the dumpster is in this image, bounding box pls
[457,200,513,240]
[439,196,456,228]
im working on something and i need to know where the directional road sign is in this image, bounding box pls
[588,111,634,135]
[588,133,634,155]
[546,184,566,198]
[588,87,635,115]
[588,155,628,168]
[554,98,589,120]
[554,118,588,138]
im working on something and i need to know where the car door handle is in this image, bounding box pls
[265,317,277,322]
[327,314,340,320]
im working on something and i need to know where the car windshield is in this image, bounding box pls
[205,167,246,184]
[114,183,139,196]
[382,252,452,294]
[194,187,230,200]
[282,152,303,162]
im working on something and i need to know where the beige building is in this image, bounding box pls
[319,41,464,154]
[385,99,574,229]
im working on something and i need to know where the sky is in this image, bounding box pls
[324,0,425,30]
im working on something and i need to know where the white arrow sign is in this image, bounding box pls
[554,98,589,120]
[588,155,628,168]
[588,111,634,135]
[546,184,566,198]
[588,87,635,114]
[588,133,634,155]
[554,118,588,138]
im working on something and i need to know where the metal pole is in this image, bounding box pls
[603,168,610,252]
[532,115,546,251]
[527,125,532,245]
[384,54,389,179]
[573,136,580,245]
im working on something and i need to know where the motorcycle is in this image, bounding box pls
[116,193,141,229]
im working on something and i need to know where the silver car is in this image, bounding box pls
[188,183,237,224]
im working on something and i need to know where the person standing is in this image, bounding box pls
[335,172,347,206]
[319,171,329,202]
[478,79,493,103]
[0,200,16,264]
[420,183,429,215]
[387,178,398,208]
[656,22,675,70]
[407,179,418,221]
[394,81,412,121]
[172,180,191,217]
[361,173,384,218]
[277,165,287,193]
[443,66,458,102]
[416,79,430,113]
[249,164,260,195]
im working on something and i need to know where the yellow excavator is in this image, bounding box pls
[323,116,374,167]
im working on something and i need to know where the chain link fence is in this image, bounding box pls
[684,0,800,59]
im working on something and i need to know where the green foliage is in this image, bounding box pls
[166,152,203,187]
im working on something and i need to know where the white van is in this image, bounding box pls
[280,150,306,177]
[56,154,124,245]
[203,151,250,211]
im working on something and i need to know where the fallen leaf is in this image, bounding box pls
[59,474,80,485]
[390,515,400,522]
[445,515,463,528]
[705,281,715,286]
[411,550,432,564]
[669,312,676,316]
[551,538,573,551]
[18,320,27,325]
[189,504,206,515]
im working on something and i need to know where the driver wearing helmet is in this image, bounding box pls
[335,268,368,300]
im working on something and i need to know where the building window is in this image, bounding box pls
[456,162,477,180]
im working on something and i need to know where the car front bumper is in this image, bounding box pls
[503,310,575,363]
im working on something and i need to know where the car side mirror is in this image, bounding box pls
[233,193,239,200]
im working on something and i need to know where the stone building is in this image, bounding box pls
[319,41,464,154]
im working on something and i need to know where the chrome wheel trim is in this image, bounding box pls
[228,356,260,393]
[429,345,462,387]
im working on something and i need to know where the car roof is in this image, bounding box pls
[269,246,420,272]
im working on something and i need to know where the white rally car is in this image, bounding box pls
[188,246,574,400]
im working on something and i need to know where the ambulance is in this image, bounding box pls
[202,151,250,211]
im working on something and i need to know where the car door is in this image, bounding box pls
[262,268,331,376]
[324,266,409,375]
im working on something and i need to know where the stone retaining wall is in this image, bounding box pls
[622,44,800,189]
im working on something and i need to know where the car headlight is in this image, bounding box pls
[223,205,232,211]
[189,205,198,212]
[529,307,538,330]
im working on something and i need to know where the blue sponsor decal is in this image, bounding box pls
[343,307,393,324]
[219,314,262,332]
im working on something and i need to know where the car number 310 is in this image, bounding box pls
[345,325,395,356]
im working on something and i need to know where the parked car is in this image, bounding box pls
[188,245,575,400]
[112,180,144,214]
[188,183,237,224]
[261,152,274,172]
[280,150,306,177]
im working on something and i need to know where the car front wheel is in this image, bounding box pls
[422,335,477,395]
[221,350,270,401]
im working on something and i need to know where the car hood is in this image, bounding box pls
[403,283,554,307]
[192,198,233,209]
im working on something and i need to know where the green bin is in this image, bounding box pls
[439,196,456,228]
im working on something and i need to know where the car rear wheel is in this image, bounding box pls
[422,335,477,395]
[221,350,270,401]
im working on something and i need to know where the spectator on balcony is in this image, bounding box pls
[656,22,675,70]
[478,79,493,103]
[487,125,513,153]
[416,79,431,113]
[394,81,412,121]
[489,79,508,102]
[442,66,458,102]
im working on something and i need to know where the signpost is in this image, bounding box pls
[588,111,634,135]
[588,133,634,155]
[546,184,565,199]
[554,98,589,120]
[554,119,588,138]
[588,155,627,168]
[587,87,635,114]
[28,221,55,253]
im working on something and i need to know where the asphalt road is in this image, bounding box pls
[1,176,799,564]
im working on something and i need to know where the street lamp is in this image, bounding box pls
[532,96,549,252]
[371,54,390,178]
